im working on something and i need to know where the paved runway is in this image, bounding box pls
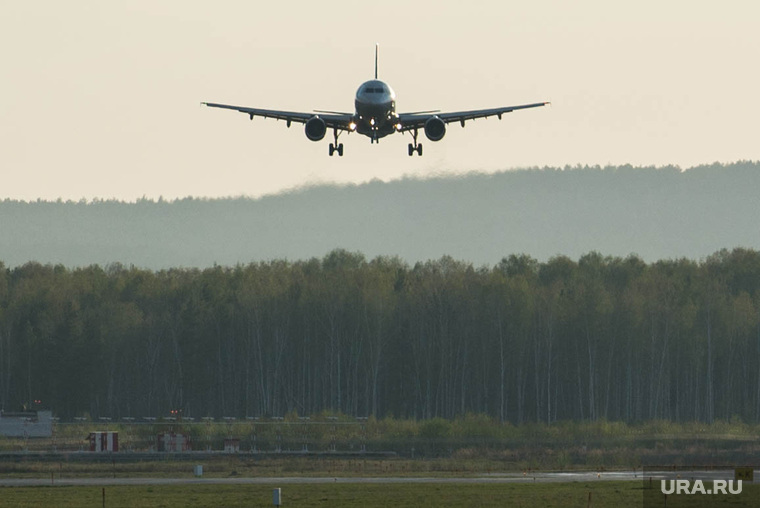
[3,470,738,487]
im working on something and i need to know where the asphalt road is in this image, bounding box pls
[1,470,744,487]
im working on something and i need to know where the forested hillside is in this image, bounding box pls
[2,248,760,423]
[1,162,759,268]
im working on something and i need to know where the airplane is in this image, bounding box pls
[202,45,549,157]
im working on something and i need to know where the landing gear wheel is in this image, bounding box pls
[329,128,344,157]
[407,128,423,156]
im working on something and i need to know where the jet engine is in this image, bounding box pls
[424,116,446,141]
[304,116,327,141]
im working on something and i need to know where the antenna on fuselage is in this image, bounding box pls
[374,43,379,79]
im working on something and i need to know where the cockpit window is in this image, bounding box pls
[361,86,389,94]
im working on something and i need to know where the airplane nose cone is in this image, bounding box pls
[356,100,393,120]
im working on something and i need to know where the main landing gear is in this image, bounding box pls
[407,128,422,156]
[329,127,343,156]
[329,143,343,156]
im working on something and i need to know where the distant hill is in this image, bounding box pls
[1,162,759,268]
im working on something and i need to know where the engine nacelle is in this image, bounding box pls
[304,116,327,141]
[424,116,446,142]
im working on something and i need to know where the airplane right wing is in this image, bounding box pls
[397,102,549,132]
[202,102,353,131]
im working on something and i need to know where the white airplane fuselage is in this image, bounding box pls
[353,79,398,142]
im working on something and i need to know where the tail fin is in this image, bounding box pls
[375,43,379,79]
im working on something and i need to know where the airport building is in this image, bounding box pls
[224,438,240,453]
[157,431,191,452]
[0,410,53,438]
[88,431,119,452]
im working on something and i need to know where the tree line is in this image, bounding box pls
[3,162,760,269]
[1,248,760,424]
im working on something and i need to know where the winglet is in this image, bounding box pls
[375,43,379,79]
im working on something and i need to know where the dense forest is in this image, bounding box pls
[1,162,760,268]
[1,248,760,424]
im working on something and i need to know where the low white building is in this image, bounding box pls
[88,431,119,452]
[157,432,191,452]
[0,410,53,438]
[224,438,240,453]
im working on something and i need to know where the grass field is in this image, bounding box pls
[2,480,760,507]
[5,417,760,471]
[0,481,646,508]
[3,474,759,506]
[3,416,759,506]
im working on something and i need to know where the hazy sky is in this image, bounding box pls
[2,1,758,201]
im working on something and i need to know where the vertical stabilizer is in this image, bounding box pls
[375,43,379,79]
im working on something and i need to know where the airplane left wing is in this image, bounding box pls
[202,102,353,131]
[397,102,549,132]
